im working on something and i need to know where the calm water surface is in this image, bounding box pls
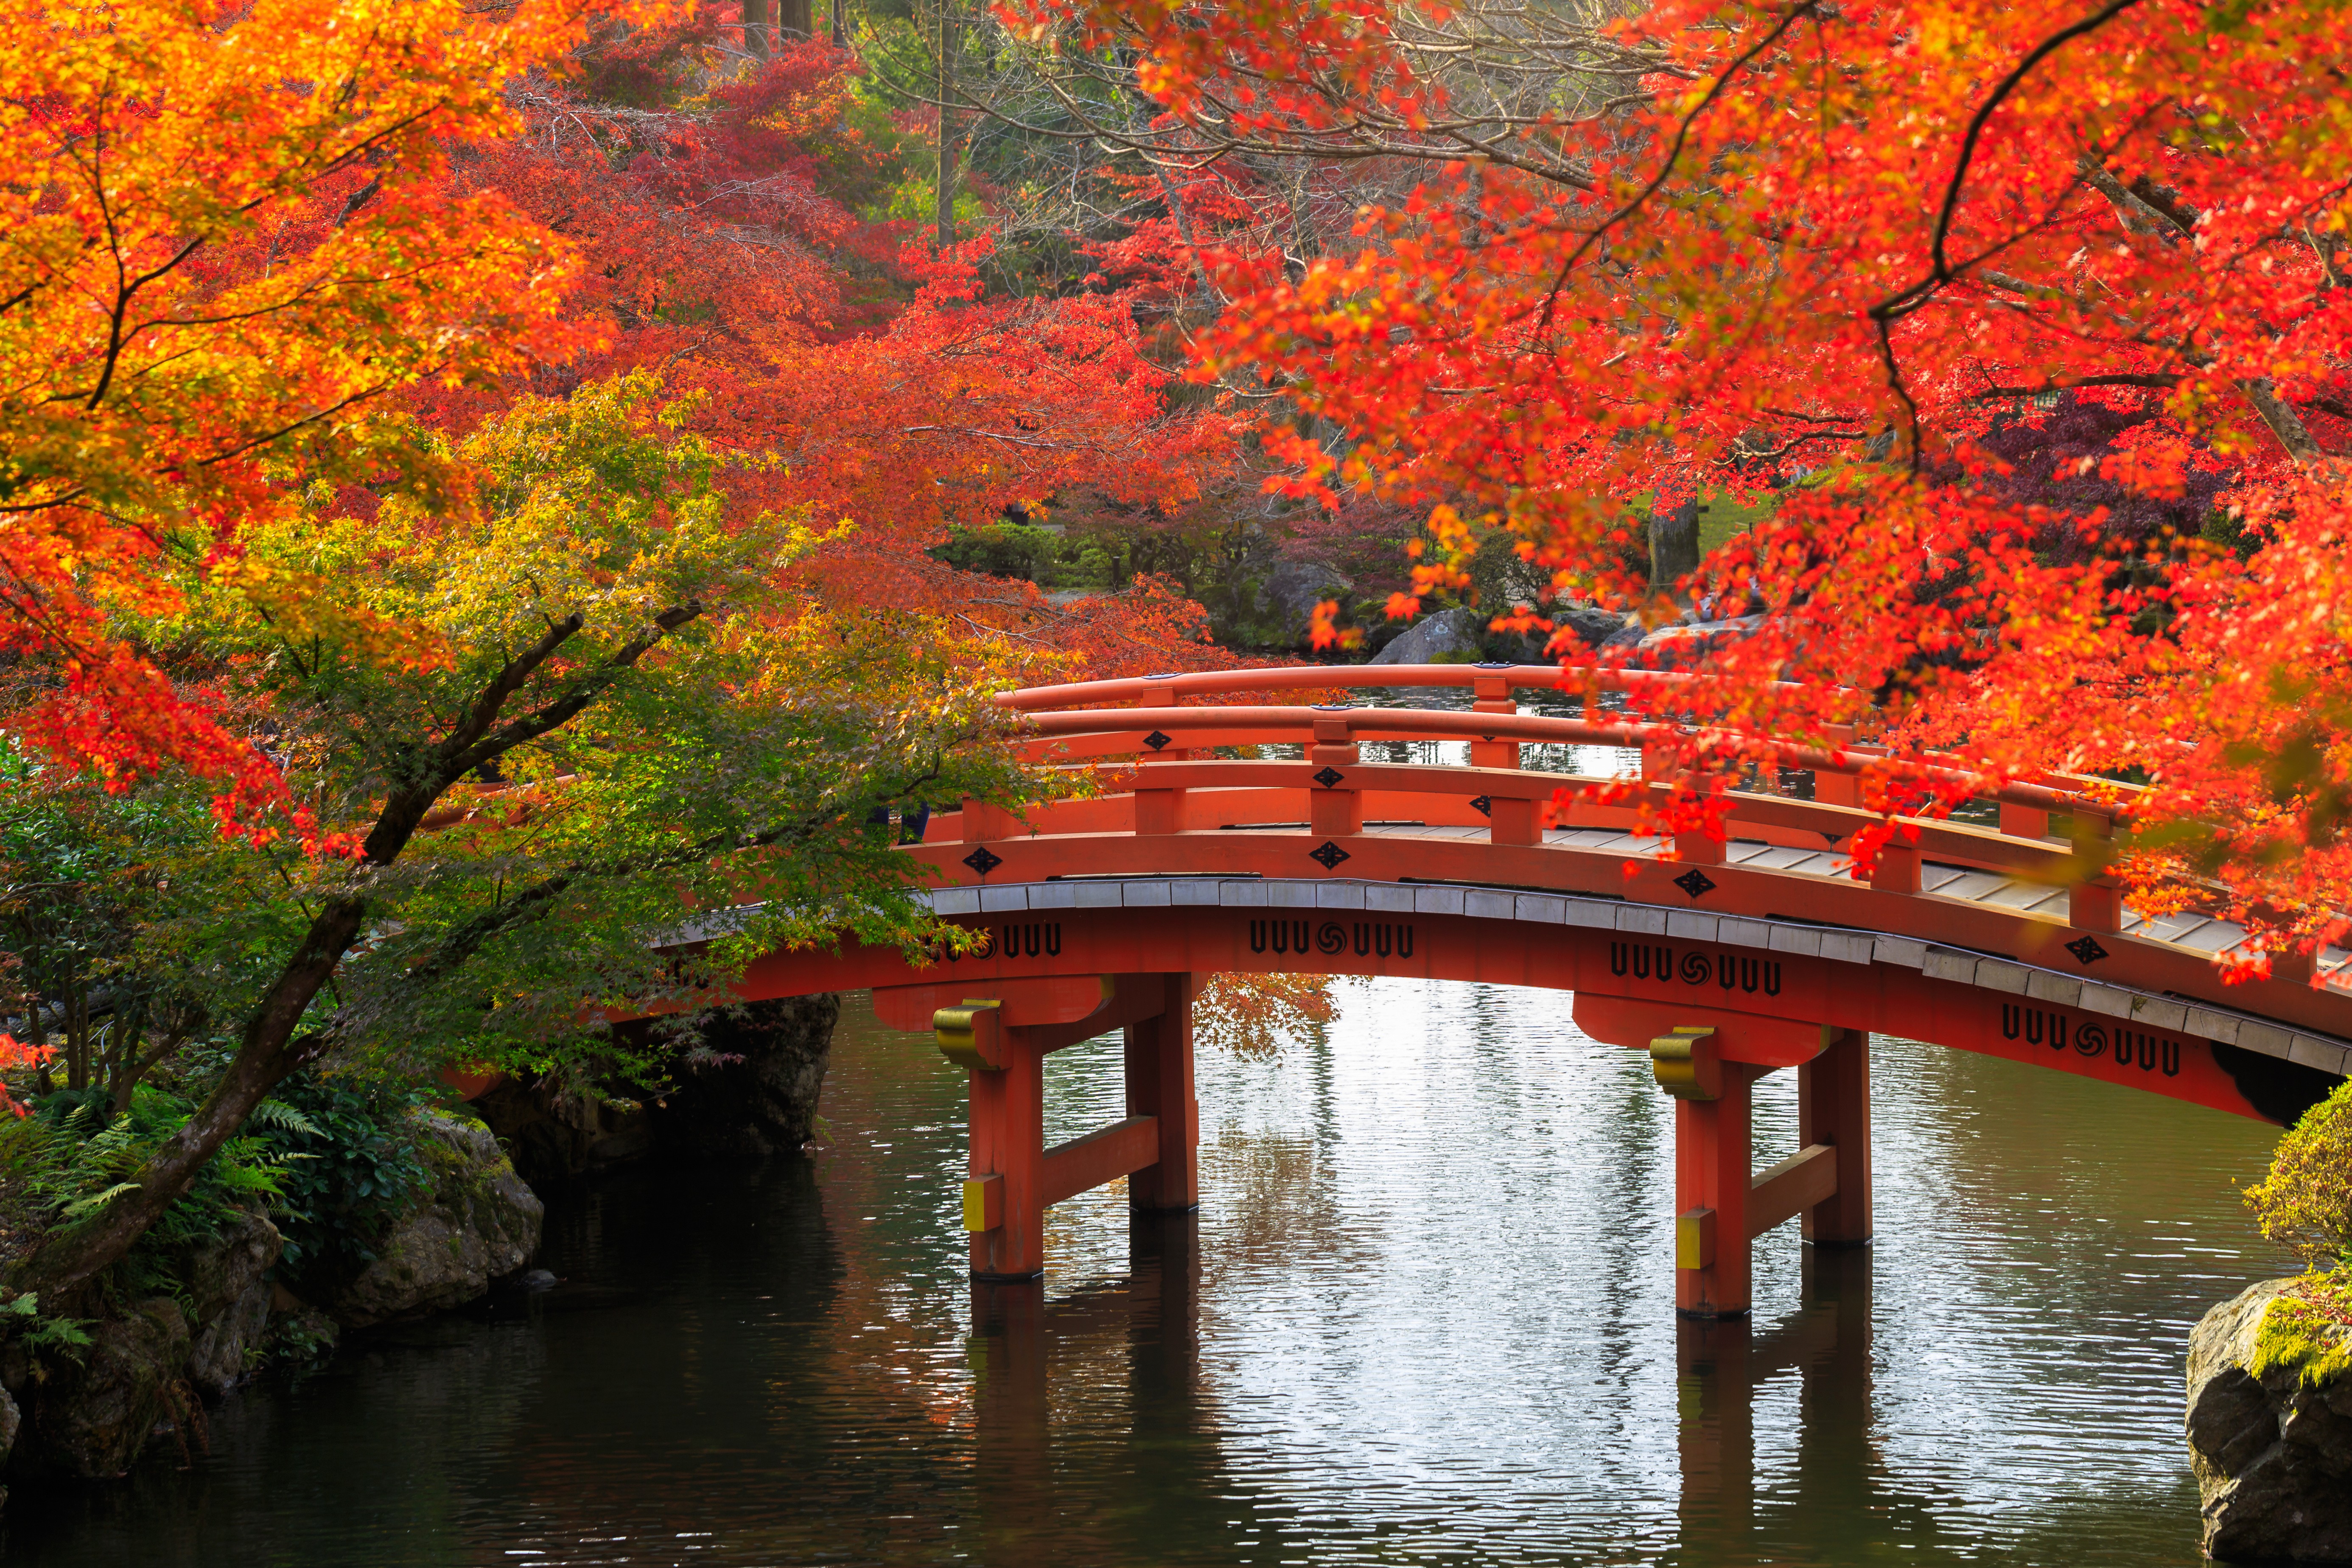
[5,979,2292,1567]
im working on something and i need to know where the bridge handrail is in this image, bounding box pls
[1001,663,1736,712]
[1017,703,2098,818]
[1026,754,2077,879]
[998,664,2132,812]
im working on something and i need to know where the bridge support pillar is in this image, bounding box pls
[1632,1017,1870,1319]
[968,1034,1047,1281]
[1675,1062,1763,1319]
[917,973,1196,1281]
[1798,1029,1871,1247]
[1124,974,1199,1212]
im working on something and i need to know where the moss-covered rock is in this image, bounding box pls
[179,1204,283,1397]
[2186,1276,2352,1563]
[323,1112,541,1329]
[21,1297,189,1479]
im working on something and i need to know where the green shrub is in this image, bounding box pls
[2243,1078,2352,1385]
[0,1064,436,1309]
[263,1073,435,1292]
[2245,1077,2352,1268]
[928,521,1056,581]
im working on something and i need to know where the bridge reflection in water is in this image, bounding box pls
[961,1223,1880,1563]
[1674,1249,1874,1556]
[888,976,2288,1566]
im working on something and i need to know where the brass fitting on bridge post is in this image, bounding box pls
[1649,1026,1722,1100]
[936,1000,1007,1070]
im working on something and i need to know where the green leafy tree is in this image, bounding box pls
[3,372,1040,1303]
[0,770,222,1112]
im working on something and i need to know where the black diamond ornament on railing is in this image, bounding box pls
[1674,868,1717,900]
[1469,795,1492,817]
[2065,935,2110,965]
[961,846,1004,877]
[1143,730,1173,751]
[1313,767,1345,790]
[1308,841,1352,871]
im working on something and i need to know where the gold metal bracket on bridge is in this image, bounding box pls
[1649,1027,1721,1101]
[936,1000,1006,1071]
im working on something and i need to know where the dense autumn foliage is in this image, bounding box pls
[4,0,1246,835]
[1,0,1260,1297]
[19,0,2352,1300]
[1015,0,2352,960]
[1,0,644,822]
[448,28,1248,676]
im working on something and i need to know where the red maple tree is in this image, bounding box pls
[1013,0,2352,960]
[448,25,1252,678]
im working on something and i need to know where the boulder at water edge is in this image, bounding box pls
[1556,605,1632,650]
[644,993,839,1160]
[23,1298,190,1478]
[181,1204,284,1397]
[1368,607,1483,665]
[326,1112,543,1329]
[2186,1277,2352,1563]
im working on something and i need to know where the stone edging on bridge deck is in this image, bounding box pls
[917,876,2352,1081]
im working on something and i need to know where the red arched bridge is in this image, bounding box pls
[703,664,2351,1320]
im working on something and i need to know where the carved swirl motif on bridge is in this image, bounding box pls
[2000,1003,2182,1077]
[1610,941,1783,997]
[1248,919,1415,959]
[938,921,1063,961]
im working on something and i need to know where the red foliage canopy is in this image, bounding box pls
[1014,0,2352,958]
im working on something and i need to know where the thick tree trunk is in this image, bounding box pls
[8,895,369,1304]
[744,0,770,58]
[935,2,955,248]
[779,0,812,41]
[1650,497,1702,599]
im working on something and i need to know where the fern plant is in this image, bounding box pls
[0,1084,309,1308]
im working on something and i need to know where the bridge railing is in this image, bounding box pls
[1000,661,1769,713]
[995,662,2120,806]
[937,669,2135,932]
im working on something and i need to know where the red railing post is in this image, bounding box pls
[2068,807,2120,933]
[1131,692,1186,833]
[1642,740,1724,865]
[1488,795,1541,846]
[1869,838,1921,894]
[1814,725,1859,808]
[1134,747,1182,836]
[1471,675,1520,770]
[1309,717,1364,838]
[1133,786,1179,834]
[1999,802,2049,840]
[961,797,1016,843]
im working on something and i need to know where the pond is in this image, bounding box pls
[4,977,2288,1566]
